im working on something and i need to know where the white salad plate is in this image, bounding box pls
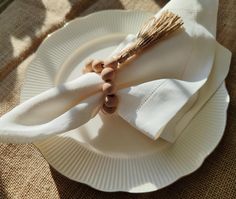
[21,10,229,193]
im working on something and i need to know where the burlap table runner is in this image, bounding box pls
[0,0,235,198]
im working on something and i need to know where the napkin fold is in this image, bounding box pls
[0,0,231,143]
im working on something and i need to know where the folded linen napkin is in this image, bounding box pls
[0,0,231,143]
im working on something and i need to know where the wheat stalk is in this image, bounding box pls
[116,11,184,64]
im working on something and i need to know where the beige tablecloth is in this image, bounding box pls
[0,0,235,198]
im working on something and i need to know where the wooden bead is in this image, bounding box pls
[83,59,93,73]
[101,67,115,81]
[102,104,117,114]
[104,58,118,69]
[92,59,104,73]
[105,95,119,107]
[102,82,116,95]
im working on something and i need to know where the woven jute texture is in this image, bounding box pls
[0,0,235,198]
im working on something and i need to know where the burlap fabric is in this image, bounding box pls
[0,0,235,198]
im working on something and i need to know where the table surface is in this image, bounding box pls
[0,0,235,199]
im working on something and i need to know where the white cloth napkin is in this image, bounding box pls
[0,0,231,143]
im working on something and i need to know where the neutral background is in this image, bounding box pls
[0,0,235,198]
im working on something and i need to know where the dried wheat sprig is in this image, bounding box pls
[116,11,184,64]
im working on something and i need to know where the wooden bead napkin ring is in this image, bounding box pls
[83,58,119,114]
[82,11,183,114]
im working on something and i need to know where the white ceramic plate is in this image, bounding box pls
[21,10,229,193]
